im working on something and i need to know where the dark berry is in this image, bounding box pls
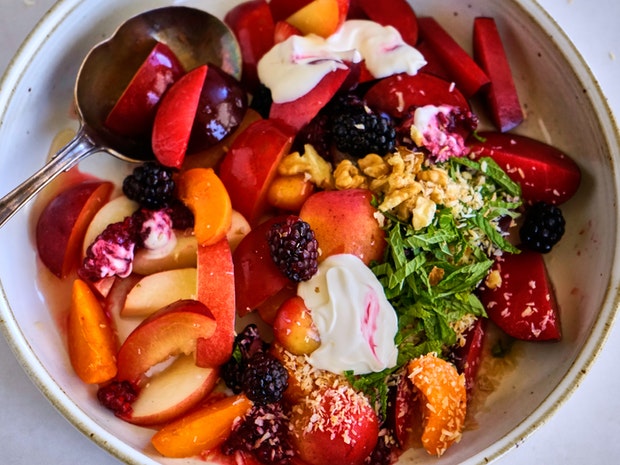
[242,352,288,405]
[166,199,195,230]
[331,110,396,158]
[267,216,319,282]
[222,403,294,465]
[122,162,175,209]
[236,324,268,360]
[364,433,397,465]
[519,202,566,253]
[293,113,332,161]
[221,357,245,394]
[221,324,269,393]
[97,381,138,417]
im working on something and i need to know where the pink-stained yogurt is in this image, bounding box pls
[297,254,398,375]
[258,20,426,103]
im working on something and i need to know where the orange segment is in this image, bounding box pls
[67,279,118,384]
[176,168,233,246]
[407,353,466,456]
[151,393,252,458]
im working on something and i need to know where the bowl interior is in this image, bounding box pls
[0,0,618,464]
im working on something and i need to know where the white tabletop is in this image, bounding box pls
[1,1,619,464]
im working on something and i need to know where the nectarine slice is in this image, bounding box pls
[175,167,232,246]
[121,268,198,317]
[152,65,208,168]
[120,354,218,426]
[37,180,114,278]
[151,393,253,458]
[116,299,216,385]
[407,353,467,456]
[67,279,118,384]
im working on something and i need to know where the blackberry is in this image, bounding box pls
[166,199,195,230]
[267,216,319,282]
[122,161,175,209]
[242,352,288,405]
[222,403,294,465]
[221,324,268,393]
[519,202,565,253]
[331,110,396,158]
[97,381,138,416]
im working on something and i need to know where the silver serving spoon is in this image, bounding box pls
[0,6,241,228]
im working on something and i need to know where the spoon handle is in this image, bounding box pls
[0,128,100,228]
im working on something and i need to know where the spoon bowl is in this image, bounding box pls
[0,5,241,228]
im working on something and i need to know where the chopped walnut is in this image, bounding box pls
[278,144,334,189]
[334,159,368,190]
[429,266,445,286]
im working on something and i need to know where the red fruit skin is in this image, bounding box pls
[469,132,581,205]
[417,16,490,98]
[392,372,419,450]
[414,41,451,81]
[473,17,524,132]
[232,216,291,317]
[269,67,351,132]
[224,0,275,92]
[478,250,561,342]
[269,0,312,21]
[448,317,486,398]
[152,65,208,168]
[36,181,114,278]
[105,42,185,139]
[195,238,236,368]
[364,72,469,119]
[274,20,302,43]
[218,119,294,225]
[352,0,418,46]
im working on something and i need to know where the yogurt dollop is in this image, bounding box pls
[258,20,426,103]
[297,254,398,375]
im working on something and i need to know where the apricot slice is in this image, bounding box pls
[67,279,118,384]
[151,393,252,458]
[407,353,467,456]
[175,167,232,246]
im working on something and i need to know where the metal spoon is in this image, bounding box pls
[0,6,241,228]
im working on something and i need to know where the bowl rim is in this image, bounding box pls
[1,0,620,464]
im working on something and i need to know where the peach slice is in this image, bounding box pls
[407,353,467,456]
[176,167,232,246]
[194,238,236,368]
[121,268,198,317]
[151,393,253,458]
[119,354,218,426]
[132,231,198,275]
[67,279,118,384]
[116,299,216,385]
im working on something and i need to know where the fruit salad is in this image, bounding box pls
[33,0,582,464]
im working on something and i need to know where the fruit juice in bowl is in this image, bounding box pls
[0,0,619,465]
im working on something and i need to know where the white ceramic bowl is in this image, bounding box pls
[1,1,619,464]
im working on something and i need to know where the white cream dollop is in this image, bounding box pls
[258,19,426,103]
[297,254,398,375]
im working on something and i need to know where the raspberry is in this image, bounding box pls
[242,352,288,405]
[97,381,138,417]
[331,110,396,158]
[79,215,139,281]
[122,161,175,209]
[222,403,294,465]
[519,202,565,253]
[267,216,319,282]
